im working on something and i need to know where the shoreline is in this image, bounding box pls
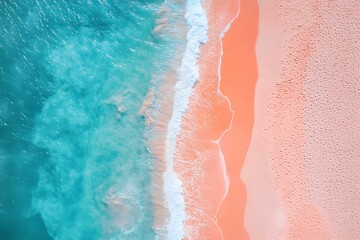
[144,1,188,238]
[163,0,208,238]
[145,0,214,239]
[172,0,239,238]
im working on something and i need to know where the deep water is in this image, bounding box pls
[0,0,172,239]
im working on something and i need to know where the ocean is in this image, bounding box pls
[0,0,177,239]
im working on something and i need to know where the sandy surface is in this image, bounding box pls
[244,0,360,239]
[241,0,286,239]
[216,0,258,239]
[150,0,360,238]
[172,0,239,239]
[301,1,360,238]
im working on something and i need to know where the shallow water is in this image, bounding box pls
[0,0,174,239]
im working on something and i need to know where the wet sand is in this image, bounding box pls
[172,0,239,239]
[150,0,359,238]
[216,0,259,239]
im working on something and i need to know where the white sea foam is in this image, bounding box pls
[163,0,208,239]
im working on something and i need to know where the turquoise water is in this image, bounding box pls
[0,0,174,239]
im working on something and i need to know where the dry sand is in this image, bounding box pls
[241,0,287,239]
[244,0,360,239]
[150,0,360,238]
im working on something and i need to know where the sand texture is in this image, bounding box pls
[243,0,360,239]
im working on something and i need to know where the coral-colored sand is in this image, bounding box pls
[241,0,286,239]
[172,0,241,239]
[243,0,360,239]
[151,0,359,238]
[216,0,259,239]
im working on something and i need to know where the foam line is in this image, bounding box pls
[163,0,208,239]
